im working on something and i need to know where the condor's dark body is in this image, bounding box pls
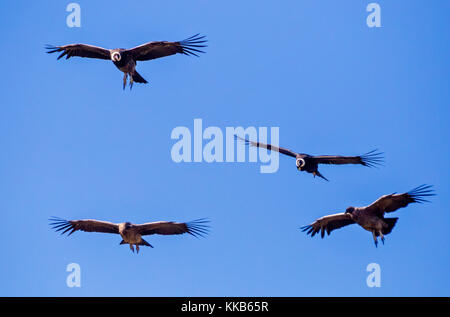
[111,49,128,69]
[295,154,317,174]
[110,48,148,88]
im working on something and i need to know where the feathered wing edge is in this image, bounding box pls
[45,45,66,59]
[45,44,111,60]
[178,34,207,57]
[299,214,355,239]
[359,149,385,168]
[185,218,210,238]
[300,223,329,238]
[49,217,77,236]
[234,134,251,146]
[49,217,119,235]
[233,134,298,158]
[407,184,436,204]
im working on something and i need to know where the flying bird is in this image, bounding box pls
[236,136,383,181]
[46,34,207,89]
[49,217,209,253]
[300,185,435,247]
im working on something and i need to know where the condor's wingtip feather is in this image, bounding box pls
[49,217,76,236]
[181,33,207,44]
[45,45,67,60]
[179,34,207,57]
[45,44,60,53]
[408,184,435,203]
[186,218,210,238]
[300,224,316,236]
[234,134,251,146]
[360,149,385,168]
[299,225,311,232]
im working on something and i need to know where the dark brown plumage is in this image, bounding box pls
[49,217,209,253]
[236,135,383,181]
[46,34,207,89]
[301,185,435,247]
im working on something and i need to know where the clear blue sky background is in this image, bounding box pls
[0,1,448,296]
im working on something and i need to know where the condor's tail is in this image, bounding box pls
[132,71,148,84]
[119,239,153,248]
[382,217,398,235]
[139,238,153,248]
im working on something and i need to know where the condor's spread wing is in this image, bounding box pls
[313,150,383,168]
[235,135,299,158]
[126,34,207,61]
[46,44,111,60]
[134,219,209,238]
[368,184,435,216]
[300,213,355,238]
[49,217,119,236]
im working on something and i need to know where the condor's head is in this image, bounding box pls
[345,207,356,214]
[111,51,122,62]
[296,158,306,171]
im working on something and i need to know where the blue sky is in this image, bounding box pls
[0,0,449,296]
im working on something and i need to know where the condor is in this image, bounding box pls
[46,34,206,89]
[301,185,435,247]
[236,135,383,181]
[50,217,209,253]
